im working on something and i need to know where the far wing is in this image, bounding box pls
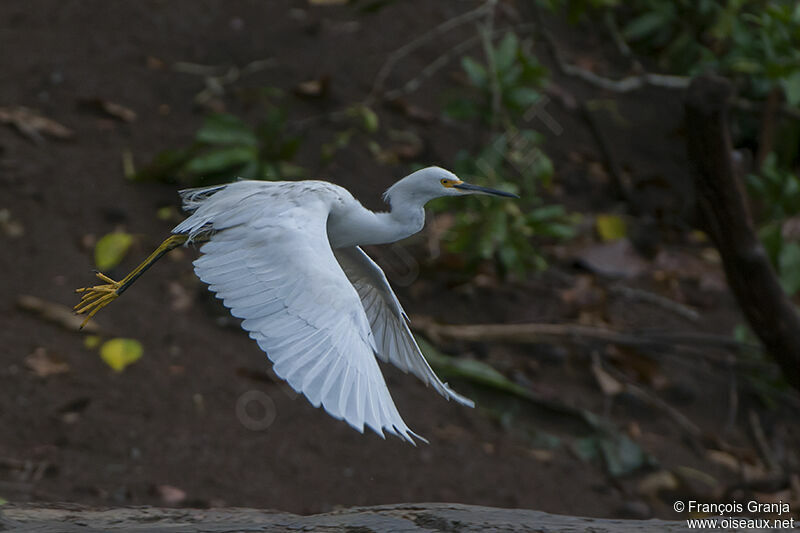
[183,190,423,443]
[333,246,474,408]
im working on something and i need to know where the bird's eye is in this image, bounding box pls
[440,179,449,185]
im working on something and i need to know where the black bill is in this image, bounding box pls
[453,182,519,198]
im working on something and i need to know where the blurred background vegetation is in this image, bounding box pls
[2,0,800,521]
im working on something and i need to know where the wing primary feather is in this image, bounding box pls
[183,185,426,444]
[334,246,474,409]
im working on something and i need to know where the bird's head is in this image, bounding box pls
[383,166,518,206]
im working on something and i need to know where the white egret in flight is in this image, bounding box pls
[76,166,517,444]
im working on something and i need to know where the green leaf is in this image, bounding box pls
[100,338,143,372]
[346,105,379,133]
[461,56,488,89]
[782,71,800,107]
[527,204,567,223]
[758,221,783,265]
[185,146,257,175]
[733,323,756,344]
[421,339,532,399]
[507,86,541,109]
[537,222,577,240]
[498,243,521,272]
[444,98,480,120]
[623,11,669,41]
[728,57,763,74]
[360,106,379,133]
[94,232,134,271]
[778,242,800,295]
[196,113,258,146]
[499,64,523,87]
[494,32,519,73]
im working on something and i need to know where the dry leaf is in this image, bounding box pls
[559,275,605,308]
[574,239,648,279]
[0,106,74,143]
[591,352,623,396]
[293,75,330,98]
[529,449,554,462]
[387,98,435,123]
[155,484,187,505]
[432,424,470,441]
[122,148,136,179]
[653,248,726,290]
[782,215,800,241]
[605,345,666,388]
[0,208,24,238]
[17,294,101,333]
[168,281,193,312]
[80,98,137,122]
[638,469,679,496]
[674,466,720,499]
[145,56,166,70]
[25,347,70,377]
[706,449,766,479]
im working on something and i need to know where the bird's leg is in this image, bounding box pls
[74,233,189,328]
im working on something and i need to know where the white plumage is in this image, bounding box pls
[78,166,517,444]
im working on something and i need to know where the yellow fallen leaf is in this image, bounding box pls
[84,335,102,349]
[100,338,142,372]
[94,232,133,271]
[595,214,627,242]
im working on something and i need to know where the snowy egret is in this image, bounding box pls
[75,166,517,443]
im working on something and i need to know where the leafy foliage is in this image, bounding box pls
[418,335,654,477]
[440,32,576,276]
[133,95,303,185]
[551,0,800,294]
[436,135,576,276]
[320,104,381,161]
[551,0,800,100]
[747,153,800,295]
[446,32,549,123]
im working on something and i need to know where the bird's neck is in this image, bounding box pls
[328,200,425,248]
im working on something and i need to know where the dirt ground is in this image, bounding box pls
[1,0,798,522]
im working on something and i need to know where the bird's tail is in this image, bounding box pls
[178,184,229,213]
[173,184,231,243]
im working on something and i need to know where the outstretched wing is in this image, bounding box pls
[174,182,423,444]
[334,246,474,408]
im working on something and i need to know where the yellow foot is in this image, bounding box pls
[74,272,122,328]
